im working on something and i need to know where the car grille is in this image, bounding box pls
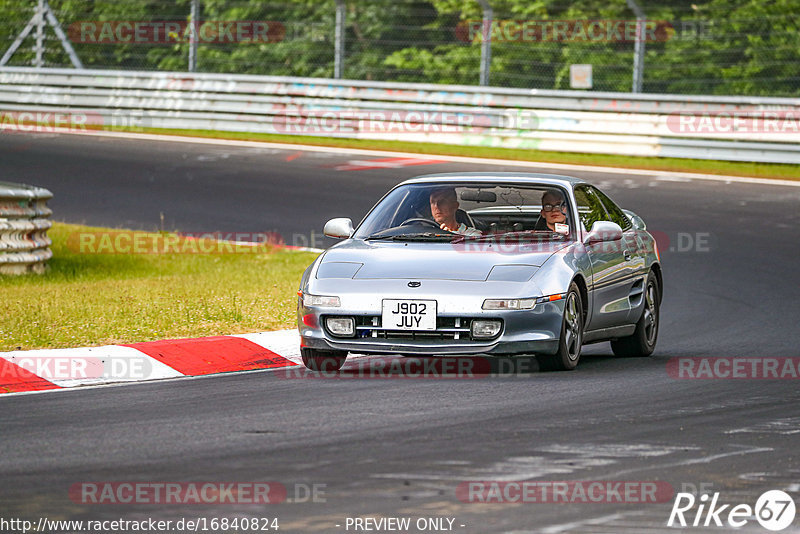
[354,316,476,341]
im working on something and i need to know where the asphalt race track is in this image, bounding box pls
[1,132,799,533]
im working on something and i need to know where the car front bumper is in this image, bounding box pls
[298,298,565,357]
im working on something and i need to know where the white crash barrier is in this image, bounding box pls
[1,67,799,163]
[0,182,53,275]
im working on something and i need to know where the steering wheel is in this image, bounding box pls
[400,218,441,229]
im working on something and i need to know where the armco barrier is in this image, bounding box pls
[1,67,799,163]
[0,182,53,275]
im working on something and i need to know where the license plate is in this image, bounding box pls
[382,299,437,330]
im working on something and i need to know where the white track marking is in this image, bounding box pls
[725,417,800,435]
[0,345,183,387]
[537,512,642,534]
[232,330,303,364]
[373,455,618,482]
[538,444,696,457]
[233,330,375,365]
[0,329,407,397]
[603,445,774,479]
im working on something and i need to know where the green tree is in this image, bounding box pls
[1,0,797,96]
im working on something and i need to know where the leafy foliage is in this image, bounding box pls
[0,0,797,95]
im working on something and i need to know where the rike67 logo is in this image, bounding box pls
[668,490,796,531]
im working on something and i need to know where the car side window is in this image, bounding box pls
[573,185,610,232]
[593,188,632,231]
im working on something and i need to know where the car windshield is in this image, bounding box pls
[354,182,575,241]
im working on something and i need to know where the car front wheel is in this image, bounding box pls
[301,348,348,371]
[537,282,583,371]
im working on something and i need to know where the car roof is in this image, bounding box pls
[398,172,587,188]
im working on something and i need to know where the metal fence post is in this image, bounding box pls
[34,0,45,68]
[334,0,346,79]
[188,0,199,72]
[1,0,83,68]
[627,0,645,93]
[477,0,492,86]
[43,0,83,68]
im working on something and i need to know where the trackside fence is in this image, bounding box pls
[1,67,800,163]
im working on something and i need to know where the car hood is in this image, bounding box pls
[315,240,570,282]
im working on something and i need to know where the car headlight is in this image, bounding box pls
[471,319,502,339]
[482,298,536,310]
[481,294,563,310]
[325,317,355,337]
[303,293,341,307]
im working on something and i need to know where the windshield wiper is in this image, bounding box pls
[366,232,456,241]
[392,232,458,241]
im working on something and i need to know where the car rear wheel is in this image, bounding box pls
[537,282,583,371]
[301,348,348,371]
[610,273,660,357]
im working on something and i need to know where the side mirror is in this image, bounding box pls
[584,221,623,245]
[323,218,354,239]
[622,209,647,230]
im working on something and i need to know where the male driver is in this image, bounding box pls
[429,187,481,236]
[539,189,569,232]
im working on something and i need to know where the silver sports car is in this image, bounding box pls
[297,173,662,371]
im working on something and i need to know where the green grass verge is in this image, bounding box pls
[0,222,318,352]
[116,126,800,181]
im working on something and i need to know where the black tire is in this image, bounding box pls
[610,273,660,357]
[301,348,348,371]
[537,282,584,371]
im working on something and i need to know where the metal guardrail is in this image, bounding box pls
[0,181,53,275]
[1,67,800,163]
